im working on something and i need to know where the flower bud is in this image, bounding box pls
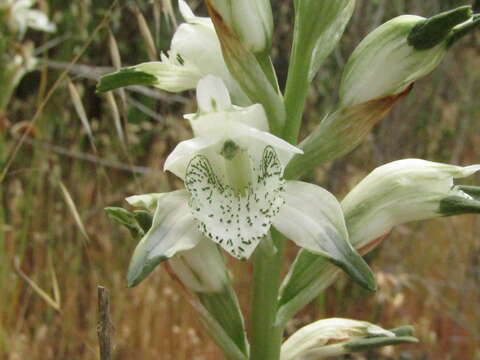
[206,0,273,54]
[281,318,414,360]
[342,159,480,249]
[340,6,473,106]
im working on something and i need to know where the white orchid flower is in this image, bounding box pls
[97,0,250,106]
[281,318,404,360]
[342,159,480,250]
[1,0,56,37]
[126,76,375,290]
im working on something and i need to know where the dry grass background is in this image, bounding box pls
[1,0,480,359]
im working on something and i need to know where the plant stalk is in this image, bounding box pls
[250,229,285,360]
[282,12,314,144]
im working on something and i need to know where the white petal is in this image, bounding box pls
[273,181,375,290]
[188,103,269,135]
[127,190,201,286]
[188,114,301,168]
[24,9,56,32]
[169,239,227,293]
[135,61,202,92]
[164,135,224,179]
[185,146,285,259]
[126,193,167,210]
[235,124,303,169]
[197,75,232,113]
[232,103,269,132]
[178,0,211,27]
[178,0,195,21]
[172,22,251,106]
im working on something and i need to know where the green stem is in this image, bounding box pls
[250,229,285,360]
[282,15,314,144]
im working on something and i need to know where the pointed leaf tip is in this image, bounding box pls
[331,251,377,292]
[127,254,168,287]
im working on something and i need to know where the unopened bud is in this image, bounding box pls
[281,318,399,360]
[340,7,475,106]
[206,0,273,54]
[342,159,480,249]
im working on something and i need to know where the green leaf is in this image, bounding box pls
[198,288,249,359]
[277,251,338,327]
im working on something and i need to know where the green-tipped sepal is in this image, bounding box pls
[408,6,472,49]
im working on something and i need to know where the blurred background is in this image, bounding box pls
[1,0,480,359]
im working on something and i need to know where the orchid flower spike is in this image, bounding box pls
[126,76,376,291]
[96,0,250,106]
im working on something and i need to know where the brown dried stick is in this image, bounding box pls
[97,286,113,360]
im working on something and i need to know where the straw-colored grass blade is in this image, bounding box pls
[59,181,90,244]
[135,8,158,61]
[67,78,94,146]
[14,258,61,312]
[105,92,127,148]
